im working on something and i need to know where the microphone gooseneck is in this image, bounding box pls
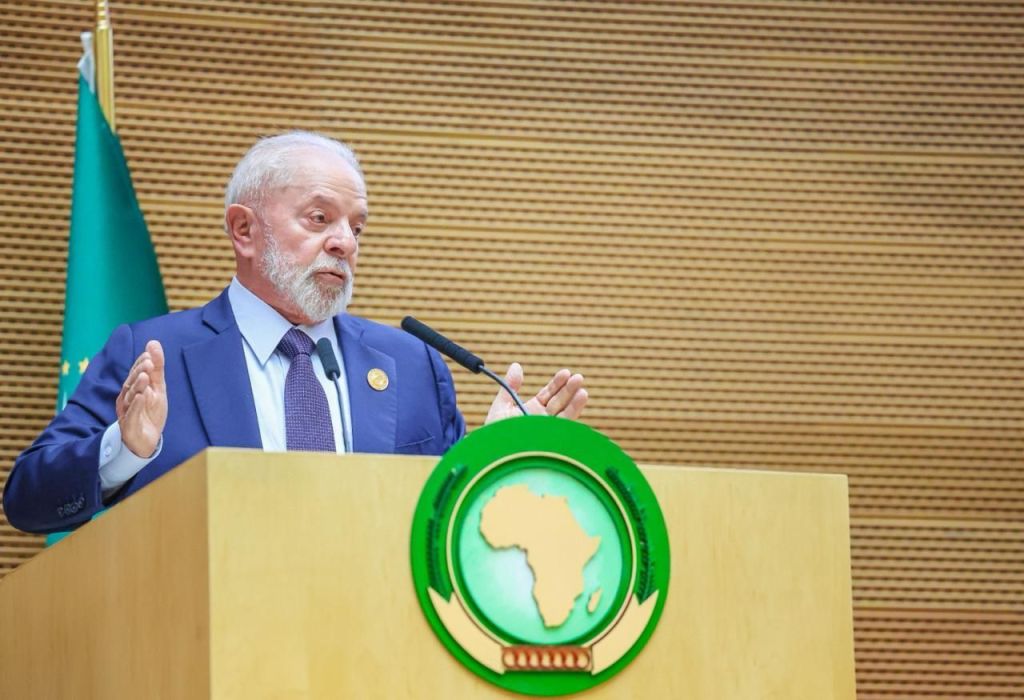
[400,316,528,416]
[478,365,530,416]
[315,338,351,450]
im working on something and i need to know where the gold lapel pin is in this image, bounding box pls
[367,368,389,391]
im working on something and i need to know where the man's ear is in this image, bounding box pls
[225,203,258,258]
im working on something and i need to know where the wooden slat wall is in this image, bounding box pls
[1,1,1021,697]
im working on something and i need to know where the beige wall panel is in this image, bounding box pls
[0,1,1020,697]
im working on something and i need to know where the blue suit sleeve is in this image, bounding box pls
[3,324,135,533]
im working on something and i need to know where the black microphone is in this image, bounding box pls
[315,338,351,451]
[315,337,341,381]
[400,316,484,373]
[401,316,528,416]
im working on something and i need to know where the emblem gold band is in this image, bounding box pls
[427,587,659,676]
[502,645,590,672]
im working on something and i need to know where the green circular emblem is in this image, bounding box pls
[410,415,670,696]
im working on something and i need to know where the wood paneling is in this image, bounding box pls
[0,1,1021,697]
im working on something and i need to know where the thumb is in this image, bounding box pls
[504,362,524,394]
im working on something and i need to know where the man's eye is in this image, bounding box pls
[353,224,364,238]
[310,213,327,224]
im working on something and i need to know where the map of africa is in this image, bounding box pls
[479,484,601,628]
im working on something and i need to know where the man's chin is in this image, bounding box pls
[299,289,350,322]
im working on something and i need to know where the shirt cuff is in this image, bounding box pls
[98,422,163,493]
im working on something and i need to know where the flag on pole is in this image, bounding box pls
[57,31,167,409]
[48,20,167,546]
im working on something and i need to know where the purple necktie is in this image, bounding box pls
[277,328,336,452]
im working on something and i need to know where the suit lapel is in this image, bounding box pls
[336,315,397,453]
[182,289,262,449]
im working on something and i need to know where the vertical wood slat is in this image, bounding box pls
[0,2,1020,697]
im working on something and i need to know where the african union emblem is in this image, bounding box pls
[410,415,670,695]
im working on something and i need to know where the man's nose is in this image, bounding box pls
[325,221,357,256]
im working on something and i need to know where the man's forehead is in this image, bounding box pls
[302,185,367,202]
[275,156,367,202]
[289,147,364,187]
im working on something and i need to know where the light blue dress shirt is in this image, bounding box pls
[98,277,353,493]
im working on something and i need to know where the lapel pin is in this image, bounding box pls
[367,368,389,391]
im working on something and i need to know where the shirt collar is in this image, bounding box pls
[228,277,338,366]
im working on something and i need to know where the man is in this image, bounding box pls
[4,131,587,534]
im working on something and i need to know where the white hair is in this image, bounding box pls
[224,131,364,227]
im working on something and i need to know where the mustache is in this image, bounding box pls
[308,258,352,276]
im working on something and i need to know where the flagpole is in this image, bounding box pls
[94,0,116,130]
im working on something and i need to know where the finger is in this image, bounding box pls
[122,352,154,394]
[117,356,150,413]
[147,341,166,391]
[117,372,132,413]
[559,387,589,420]
[545,373,585,416]
[123,387,158,453]
[127,348,152,378]
[503,362,524,393]
[123,359,154,400]
[533,369,571,407]
[486,364,525,424]
[126,385,152,418]
[144,384,163,411]
[142,385,162,418]
[124,372,151,408]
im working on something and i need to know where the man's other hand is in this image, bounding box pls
[116,340,167,458]
[485,362,588,424]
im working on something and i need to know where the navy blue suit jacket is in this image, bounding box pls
[3,289,465,534]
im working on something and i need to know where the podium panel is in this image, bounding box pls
[0,448,856,698]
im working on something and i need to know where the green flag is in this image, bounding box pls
[57,75,168,409]
[47,71,167,546]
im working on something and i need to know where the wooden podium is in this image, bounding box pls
[0,449,856,698]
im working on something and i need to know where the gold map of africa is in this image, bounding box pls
[479,484,601,628]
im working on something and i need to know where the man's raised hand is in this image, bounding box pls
[484,362,588,425]
[115,340,167,458]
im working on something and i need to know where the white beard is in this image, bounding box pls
[261,232,353,322]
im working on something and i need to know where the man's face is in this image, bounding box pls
[254,149,368,323]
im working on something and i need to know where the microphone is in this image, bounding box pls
[315,337,341,381]
[315,338,351,451]
[401,316,528,416]
[400,316,484,373]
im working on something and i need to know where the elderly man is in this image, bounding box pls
[4,131,587,534]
